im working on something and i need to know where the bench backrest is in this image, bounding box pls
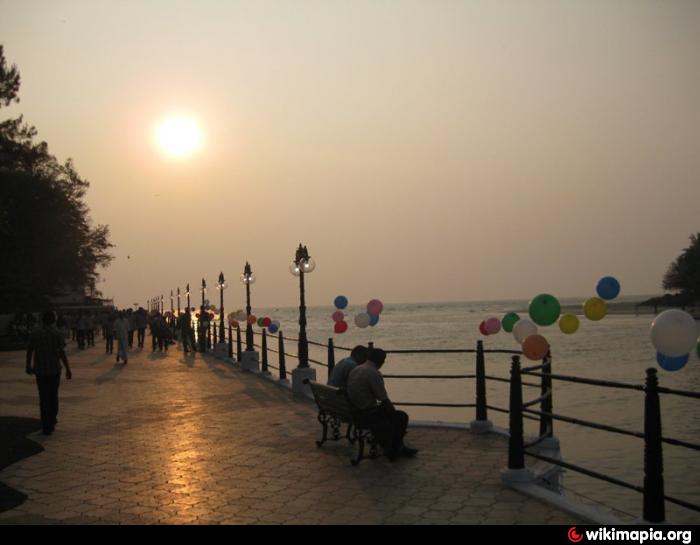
[308,381,356,422]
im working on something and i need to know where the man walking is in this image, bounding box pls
[26,310,73,435]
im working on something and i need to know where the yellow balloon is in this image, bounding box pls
[583,297,608,321]
[559,313,580,334]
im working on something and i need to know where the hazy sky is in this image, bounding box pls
[2,0,699,309]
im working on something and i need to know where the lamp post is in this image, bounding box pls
[177,287,181,315]
[241,262,256,352]
[216,272,226,342]
[160,294,164,314]
[289,244,317,394]
[201,278,206,308]
[186,283,191,310]
[170,290,174,314]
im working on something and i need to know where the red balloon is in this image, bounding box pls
[479,320,489,336]
[334,321,348,334]
[522,334,550,361]
[262,317,272,327]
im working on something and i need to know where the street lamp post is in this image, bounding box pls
[289,243,316,393]
[186,283,191,310]
[216,272,226,342]
[160,295,164,314]
[170,290,174,314]
[241,262,256,352]
[201,278,206,308]
[177,287,181,315]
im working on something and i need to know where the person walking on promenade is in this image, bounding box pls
[134,307,147,348]
[178,309,195,354]
[86,312,96,347]
[25,310,73,435]
[76,311,88,349]
[105,311,116,355]
[346,347,418,461]
[114,311,130,364]
[198,307,210,353]
[329,345,368,388]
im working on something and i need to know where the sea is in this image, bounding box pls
[243,296,700,523]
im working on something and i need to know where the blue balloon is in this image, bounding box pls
[656,352,689,372]
[596,276,621,300]
[268,324,279,334]
[369,313,379,327]
[334,295,348,309]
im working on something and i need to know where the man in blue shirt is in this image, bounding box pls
[328,345,368,389]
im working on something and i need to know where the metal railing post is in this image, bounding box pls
[261,329,269,373]
[236,325,242,361]
[228,324,233,358]
[278,331,287,381]
[327,338,335,382]
[643,368,666,523]
[540,351,553,439]
[470,340,492,432]
[508,355,525,470]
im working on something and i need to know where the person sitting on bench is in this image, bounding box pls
[346,347,418,461]
[328,345,368,389]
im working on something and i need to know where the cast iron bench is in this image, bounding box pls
[305,379,379,466]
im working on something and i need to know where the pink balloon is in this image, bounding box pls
[367,299,384,315]
[332,310,344,322]
[485,317,501,335]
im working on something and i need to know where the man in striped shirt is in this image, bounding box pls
[26,310,73,435]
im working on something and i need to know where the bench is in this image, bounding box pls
[305,379,379,466]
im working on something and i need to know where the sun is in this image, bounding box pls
[156,116,203,158]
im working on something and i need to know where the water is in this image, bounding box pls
[241,298,700,523]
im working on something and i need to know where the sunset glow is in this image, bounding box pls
[156,116,203,158]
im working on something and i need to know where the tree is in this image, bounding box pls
[662,233,700,304]
[0,45,113,310]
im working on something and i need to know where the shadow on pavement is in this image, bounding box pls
[0,416,43,512]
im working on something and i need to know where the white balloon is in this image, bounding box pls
[355,312,370,328]
[650,310,699,358]
[513,319,538,344]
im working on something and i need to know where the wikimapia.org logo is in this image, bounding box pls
[567,527,693,544]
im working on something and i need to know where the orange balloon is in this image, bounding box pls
[522,334,550,361]
[247,314,257,325]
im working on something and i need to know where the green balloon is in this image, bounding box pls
[502,312,520,333]
[257,317,265,327]
[528,294,561,326]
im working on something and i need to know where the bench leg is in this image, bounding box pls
[316,412,329,447]
[346,423,355,444]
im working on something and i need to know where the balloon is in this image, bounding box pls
[559,314,579,335]
[502,313,520,333]
[583,298,608,321]
[513,319,538,344]
[262,317,272,327]
[355,313,370,328]
[332,311,344,322]
[650,309,700,358]
[334,321,348,334]
[268,324,279,334]
[230,319,239,328]
[656,352,689,372]
[209,312,215,320]
[334,295,348,309]
[485,317,501,335]
[195,312,200,318]
[522,335,550,361]
[209,305,217,313]
[369,313,379,326]
[596,276,621,301]
[235,310,247,321]
[257,317,265,327]
[247,315,257,325]
[271,320,281,328]
[367,299,384,315]
[479,321,489,336]
[528,294,561,327]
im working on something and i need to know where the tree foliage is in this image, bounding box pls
[662,233,700,303]
[0,45,113,310]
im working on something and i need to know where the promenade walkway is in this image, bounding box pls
[0,340,580,524]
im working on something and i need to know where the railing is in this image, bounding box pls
[189,319,700,523]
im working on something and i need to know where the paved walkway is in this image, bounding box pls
[0,339,579,524]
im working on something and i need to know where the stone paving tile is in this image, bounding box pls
[0,341,582,525]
